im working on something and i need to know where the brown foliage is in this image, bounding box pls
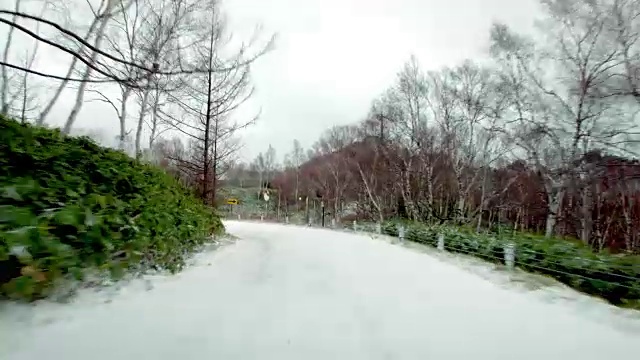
[270,130,640,252]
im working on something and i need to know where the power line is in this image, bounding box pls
[0,14,145,85]
[0,60,113,83]
[0,10,155,75]
[0,10,263,86]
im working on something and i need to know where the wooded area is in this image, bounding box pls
[1,0,273,206]
[4,0,640,254]
[217,0,640,253]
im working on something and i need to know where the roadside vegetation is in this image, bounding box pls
[0,0,273,301]
[0,117,223,301]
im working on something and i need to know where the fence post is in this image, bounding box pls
[376,222,381,234]
[398,225,405,243]
[331,218,336,228]
[504,243,516,270]
[260,215,264,221]
[285,216,289,224]
[437,233,445,251]
[353,220,357,231]
[237,214,241,220]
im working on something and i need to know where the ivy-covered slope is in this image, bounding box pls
[0,117,223,300]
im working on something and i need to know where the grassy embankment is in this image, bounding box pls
[0,117,223,301]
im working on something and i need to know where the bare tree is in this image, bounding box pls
[0,0,22,115]
[347,127,388,223]
[422,68,458,220]
[263,144,277,186]
[1,0,274,148]
[252,152,266,191]
[62,0,133,133]
[271,0,640,252]
[287,139,305,210]
[489,0,634,238]
[389,56,428,220]
[369,57,430,220]
[0,0,46,118]
[130,0,211,157]
[15,40,41,122]
[315,125,358,221]
[158,3,268,203]
[444,61,496,222]
[88,0,144,149]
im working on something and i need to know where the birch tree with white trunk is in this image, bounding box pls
[490,0,632,237]
[62,0,132,132]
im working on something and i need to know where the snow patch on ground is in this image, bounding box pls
[1,222,639,360]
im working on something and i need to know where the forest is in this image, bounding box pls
[4,0,639,253]
[159,0,640,254]
[0,0,270,299]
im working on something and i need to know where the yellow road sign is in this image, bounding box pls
[226,198,239,205]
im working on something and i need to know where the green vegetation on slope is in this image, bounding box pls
[0,117,223,301]
[381,221,640,308]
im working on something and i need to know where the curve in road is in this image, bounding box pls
[2,220,639,360]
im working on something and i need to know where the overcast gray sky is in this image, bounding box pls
[3,0,542,162]
[223,0,541,161]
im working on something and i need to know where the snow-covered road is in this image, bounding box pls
[2,221,639,360]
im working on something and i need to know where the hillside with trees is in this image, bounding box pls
[229,0,640,255]
[0,0,273,301]
[0,0,273,205]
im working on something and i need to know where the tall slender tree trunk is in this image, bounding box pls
[426,166,434,223]
[0,0,20,115]
[148,86,161,150]
[211,112,219,205]
[118,87,132,150]
[580,181,593,245]
[476,170,488,232]
[63,13,113,133]
[38,15,102,125]
[134,88,151,159]
[294,172,299,212]
[401,162,416,220]
[357,164,383,223]
[202,28,215,204]
[545,188,565,238]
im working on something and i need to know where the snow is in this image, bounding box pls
[2,220,640,360]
